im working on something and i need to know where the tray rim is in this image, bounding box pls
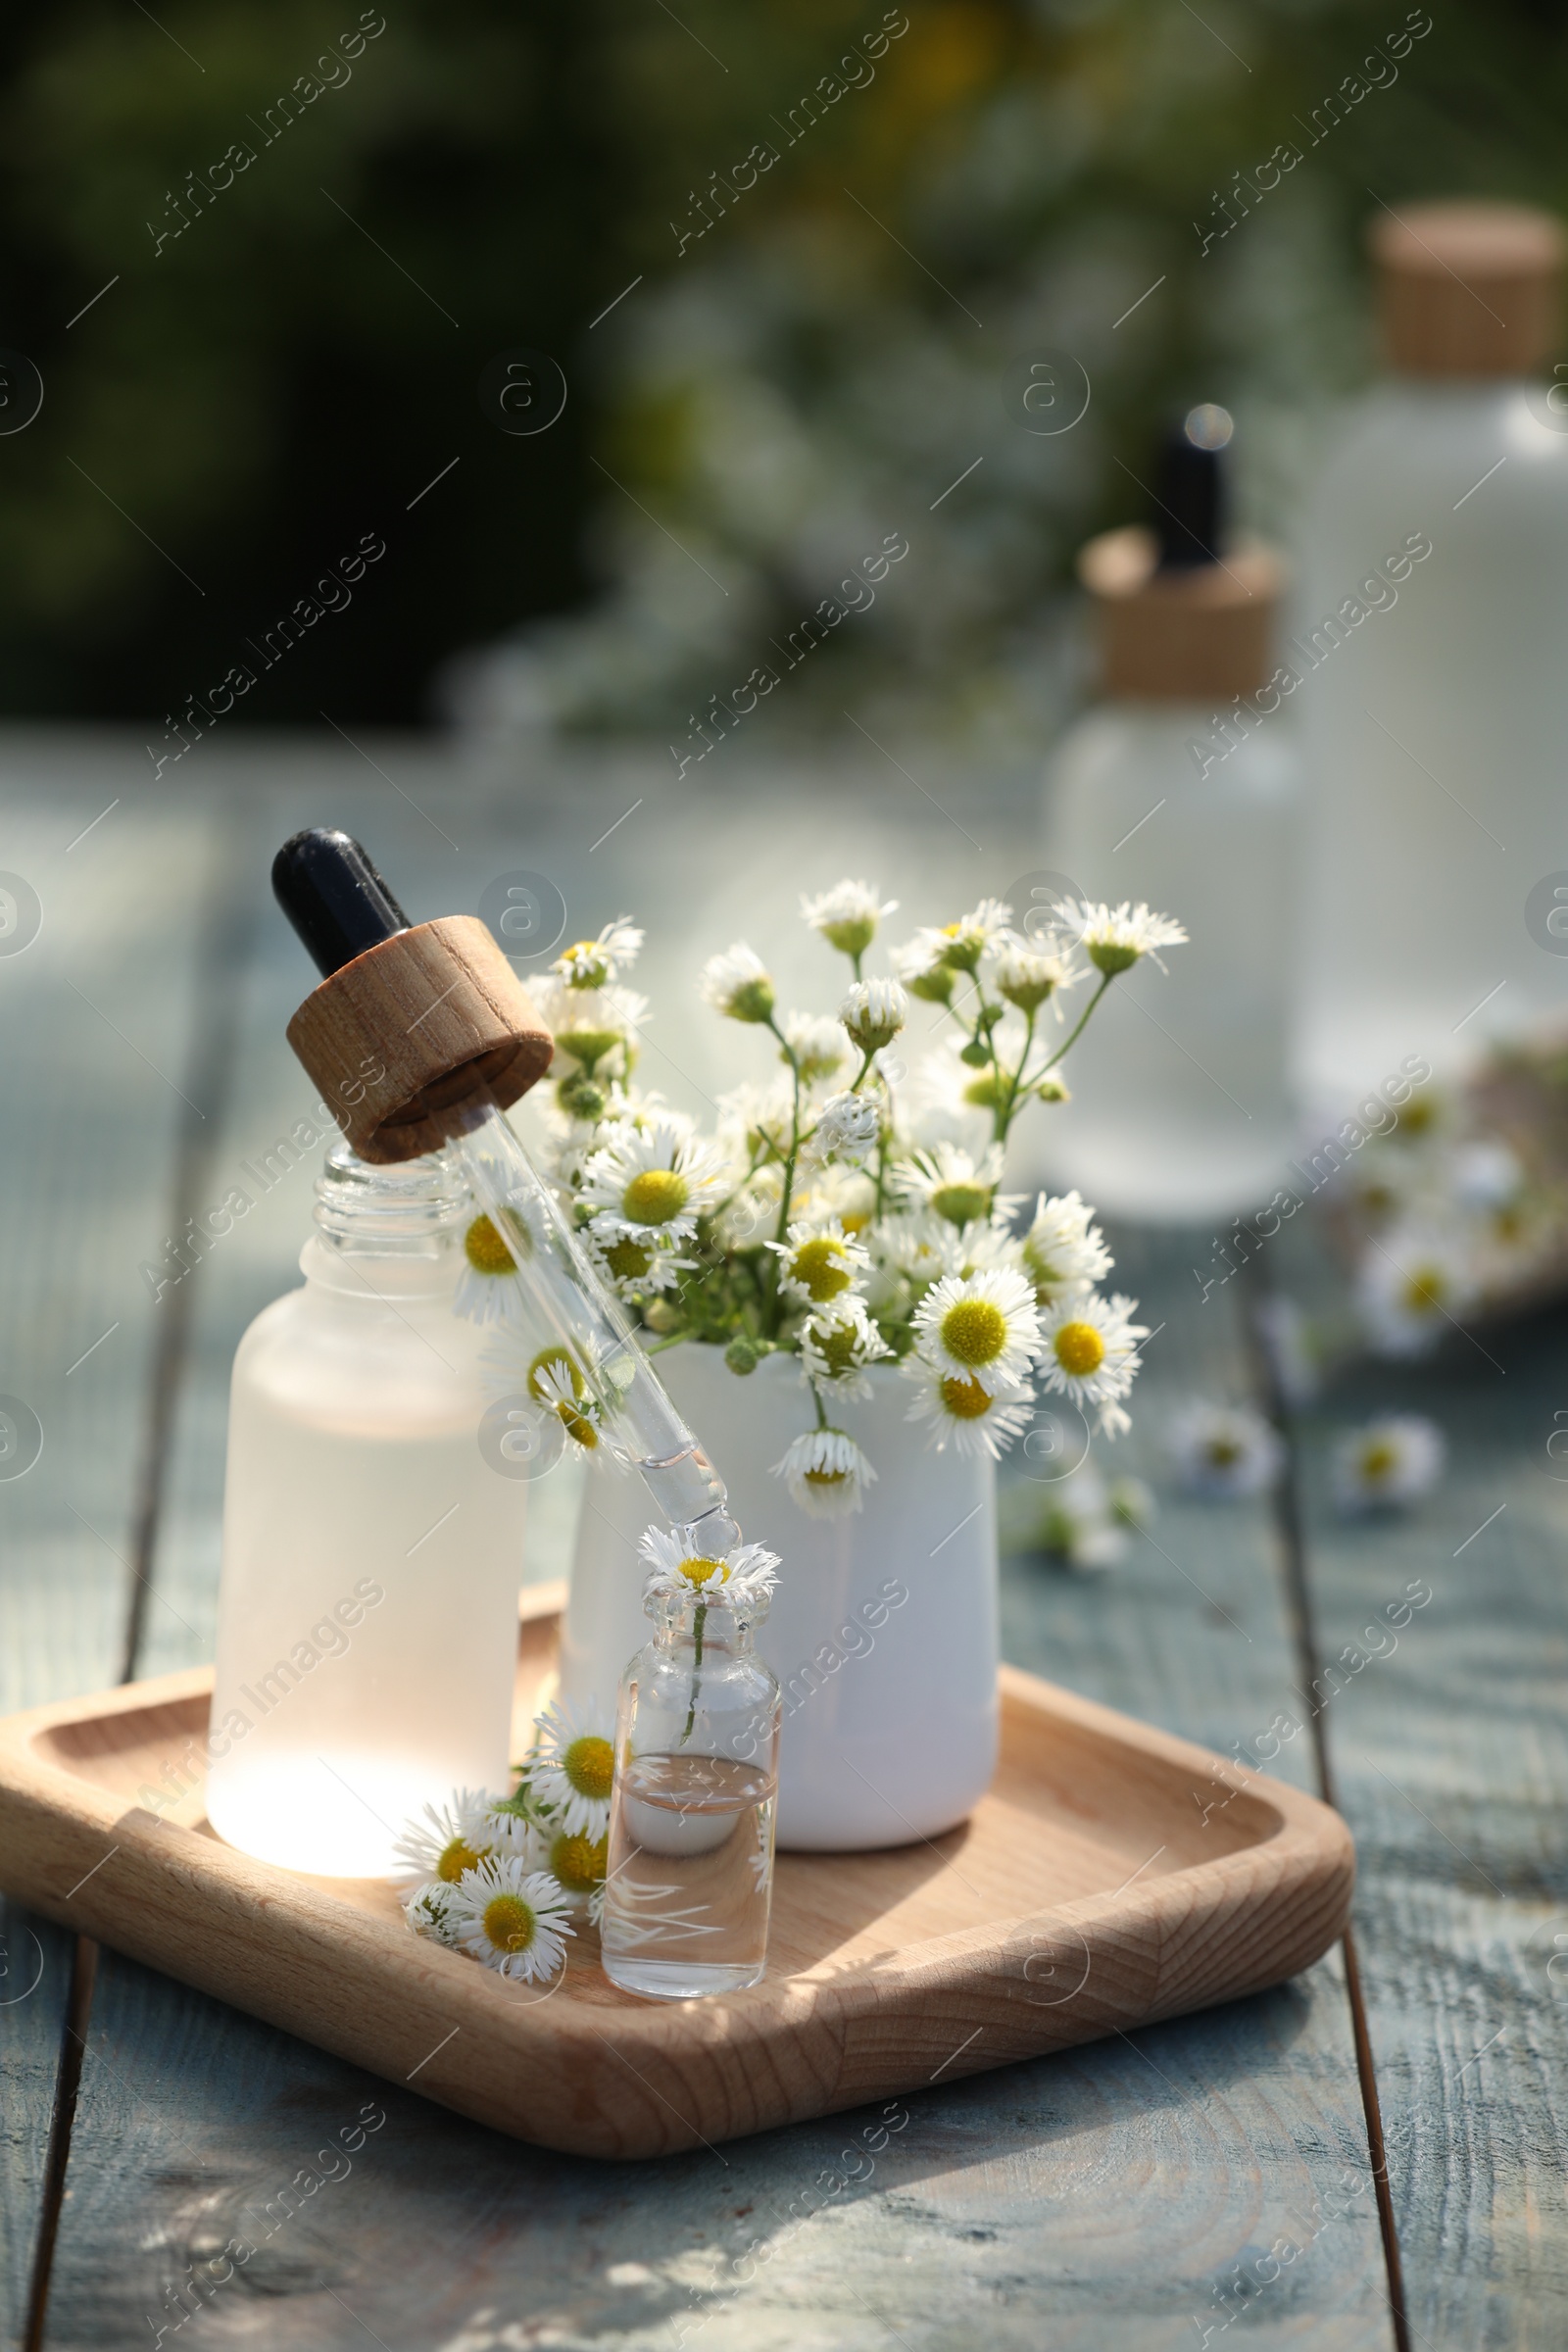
[0,1605,1355,2159]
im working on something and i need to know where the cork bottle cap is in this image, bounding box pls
[1078,529,1282,703]
[1370,199,1565,378]
[274,830,554,1165]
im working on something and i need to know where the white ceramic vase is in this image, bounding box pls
[560,1347,999,1851]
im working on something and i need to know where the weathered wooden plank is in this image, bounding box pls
[1292,1293,1568,2349]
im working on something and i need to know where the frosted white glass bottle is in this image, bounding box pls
[207,1142,525,1878]
[1037,446,1299,1222]
[1294,200,1568,1114]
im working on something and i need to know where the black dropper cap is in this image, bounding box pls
[271,828,413,978]
[1153,402,1233,571]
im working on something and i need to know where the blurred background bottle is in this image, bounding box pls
[1036,408,1300,1222]
[1292,200,1568,1117]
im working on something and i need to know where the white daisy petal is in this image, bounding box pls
[699,943,775,1024]
[1035,1291,1148,1438]
[1060,899,1187,977]
[912,1266,1041,1396]
[578,1119,731,1249]
[390,1788,497,1893]
[552,917,644,990]
[635,1526,781,1612]
[800,880,898,957]
[1020,1192,1113,1304]
[904,1360,1035,1459]
[524,1697,616,1838]
[1332,1416,1446,1515]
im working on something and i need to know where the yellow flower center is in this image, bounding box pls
[1402,1266,1446,1314]
[939,1374,994,1420]
[813,1322,861,1377]
[603,1235,653,1281]
[940,1298,1007,1367]
[930,1181,991,1227]
[527,1346,584,1403]
[678,1555,729,1587]
[550,1831,608,1892]
[790,1236,852,1300]
[805,1466,849,1487]
[1361,1441,1397,1481]
[1054,1320,1105,1377]
[563,1735,614,1801]
[1206,1438,1242,1468]
[621,1167,690,1226]
[464,1215,515,1276]
[436,1836,485,1885]
[481,1893,538,1954]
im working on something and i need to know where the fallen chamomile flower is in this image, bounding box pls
[801,879,898,958]
[774,1424,878,1516]
[637,1525,782,1607]
[1168,1401,1283,1499]
[699,942,775,1024]
[391,1788,496,1893]
[913,1267,1042,1396]
[447,1856,575,1984]
[1332,1416,1446,1515]
[525,1696,616,1837]
[1356,1229,1478,1357]
[1035,1293,1148,1438]
[1063,900,1188,976]
[404,1879,462,1944]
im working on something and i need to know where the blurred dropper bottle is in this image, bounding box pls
[1293,200,1568,1115]
[208,831,741,1879]
[1036,406,1299,1220]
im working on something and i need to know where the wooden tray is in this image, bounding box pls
[0,1585,1352,2160]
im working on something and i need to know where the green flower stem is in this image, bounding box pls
[680,1601,708,1745]
[995,1006,1038,1148]
[1040,971,1115,1074]
[847,1045,877,1092]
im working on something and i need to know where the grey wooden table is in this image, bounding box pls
[1,726,1560,2350]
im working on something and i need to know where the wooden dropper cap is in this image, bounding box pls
[1370,199,1565,378]
[1078,408,1282,703]
[275,829,554,1164]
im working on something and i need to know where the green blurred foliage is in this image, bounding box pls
[0,0,1564,726]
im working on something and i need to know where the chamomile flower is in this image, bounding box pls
[579,1119,730,1249]
[1019,1192,1113,1304]
[447,1857,575,1984]
[1035,1292,1148,1438]
[636,1527,781,1610]
[534,979,648,1070]
[542,1827,609,1904]
[480,1332,605,1448]
[477,1793,545,1863]
[773,1426,877,1517]
[452,1201,543,1325]
[552,917,644,990]
[781,1011,849,1086]
[795,1161,877,1235]
[1061,900,1188,976]
[391,1788,496,1892]
[526,1697,616,1837]
[839,977,908,1054]
[892,934,956,1004]
[1168,1401,1284,1499]
[1356,1229,1477,1357]
[699,942,775,1024]
[768,1219,869,1308]
[798,1299,893,1396]
[993,938,1082,1013]
[801,880,899,958]
[871,1209,965,1292]
[905,1361,1035,1459]
[913,1267,1041,1396]
[906,899,1014,977]
[584,1224,687,1299]
[808,1090,881,1163]
[892,1141,1009,1229]
[1332,1416,1446,1516]
[403,1880,463,1945]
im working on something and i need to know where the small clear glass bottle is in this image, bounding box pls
[601,1582,781,1999]
[207,1140,526,1879]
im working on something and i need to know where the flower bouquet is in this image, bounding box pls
[468,882,1185,1848]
